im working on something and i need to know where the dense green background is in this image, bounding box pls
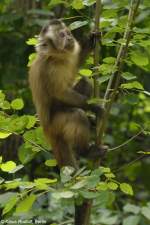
[0,0,150,224]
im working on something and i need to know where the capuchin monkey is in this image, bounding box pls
[29,19,104,169]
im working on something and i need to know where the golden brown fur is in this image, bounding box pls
[29,19,94,168]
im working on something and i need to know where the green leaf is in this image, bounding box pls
[139,39,150,48]
[0,131,12,139]
[100,167,111,173]
[0,100,11,110]
[0,91,5,101]
[9,116,28,132]
[71,179,87,190]
[19,181,35,189]
[86,175,100,188]
[72,0,84,9]
[9,165,24,173]
[0,177,4,184]
[23,127,49,150]
[91,168,103,177]
[99,211,118,225]
[69,21,88,30]
[53,191,74,199]
[143,91,150,97]
[123,215,140,225]
[1,161,16,172]
[83,0,96,6]
[26,38,38,46]
[60,166,75,183]
[0,192,17,207]
[80,190,100,199]
[141,206,150,220]
[45,159,57,167]
[3,195,18,215]
[103,57,116,64]
[102,9,117,18]
[79,69,92,77]
[18,144,37,164]
[34,178,57,185]
[15,194,36,214]
[107,182,118,190]
[0,156,2,163]
[120,183,133,195]
[11,98,24,110]
[100,20,112,28]
[121,81,144,90]
[138,151,150,155]
[96,182,108,191]
[122,72,136,80]
[33,178,56,190]
[104,172,116,178]
[4,180,21,190]
[99,63,116,75]
[96,191,115,208]
[59,191,74,199]
[123,203,140,214]
[48,0,65,7]
[27,53,37,67]
[26,115,37,129]
[130,51,149,66]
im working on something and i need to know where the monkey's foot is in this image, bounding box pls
[88,143,108,159]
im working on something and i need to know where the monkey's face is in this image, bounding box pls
[37,20,76,55]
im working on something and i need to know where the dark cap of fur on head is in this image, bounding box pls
[48,19,63,25]
[41,19,64,34]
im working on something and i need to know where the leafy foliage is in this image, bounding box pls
[0,0,150,224]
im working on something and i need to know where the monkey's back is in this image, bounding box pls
[29,54,78,126]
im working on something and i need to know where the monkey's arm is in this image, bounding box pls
[73,77,92,98]
[55,88,87,108]
[54,88,103,114]
[74,31,101,66]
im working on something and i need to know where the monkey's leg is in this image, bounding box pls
[45,109,90,169]
[50,136,78,169]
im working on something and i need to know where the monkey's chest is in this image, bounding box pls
[48,64,76,91]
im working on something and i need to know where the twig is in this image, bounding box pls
[59,220,74,225]
[93,0,101,98]
[114,155,145,173]
[108,129,143,152]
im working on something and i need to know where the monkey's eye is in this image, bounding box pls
[59,31,65,38]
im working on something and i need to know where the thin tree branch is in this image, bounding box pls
[108,129,143,152]
[93,0,101,98]
[79,1,141,225]
[114,155,146,173]
[75,1,102,225]
[97,0,141,143]
[74,1,102,224]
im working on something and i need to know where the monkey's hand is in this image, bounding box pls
[86,103,104,116]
